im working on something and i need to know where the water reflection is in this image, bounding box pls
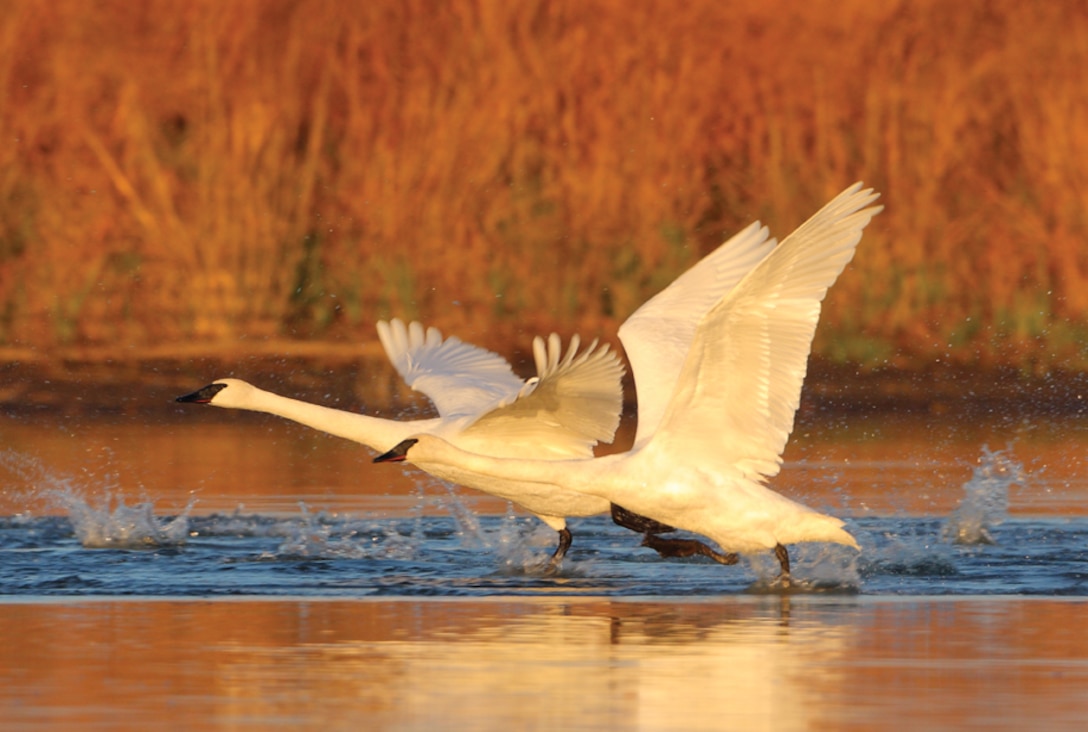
[2,597,1086,729]
[3,410,1087,518]
[4,403,1088,727]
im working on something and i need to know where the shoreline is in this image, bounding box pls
[2,345,1086,421]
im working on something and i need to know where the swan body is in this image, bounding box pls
[376,183,882,581]
[179,215,791,563]
[178,320,624,555]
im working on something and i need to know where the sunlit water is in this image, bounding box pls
[0,460,1084,598]
[1,438,1084,597]
[2,409,1088,729]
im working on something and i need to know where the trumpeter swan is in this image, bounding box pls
[375,183,883,585]
[178,319,624,563]
[177,210,783,565]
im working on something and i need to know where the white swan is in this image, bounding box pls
[177,212,783,565]
[375,183,883,584]
[177,319,624,563]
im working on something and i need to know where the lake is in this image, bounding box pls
[1,386,1087,729]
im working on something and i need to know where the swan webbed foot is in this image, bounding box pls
[610,503,676,535]
[641,533,739,566]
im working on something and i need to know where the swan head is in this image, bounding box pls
[373,434,465,467]
[176,378,255,408]
[372,438,420,463]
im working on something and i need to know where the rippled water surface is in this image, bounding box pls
[2,406,1087,729]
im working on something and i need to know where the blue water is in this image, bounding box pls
[2,446,1085,598]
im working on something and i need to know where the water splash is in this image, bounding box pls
[268,476,445,561]
[439,486,563,573]
[1,449,81,505]
[1,449,192,549]
[54,490,191,549]
[441,483,487,547]
[745,542,862,593]
[941,444,1023,545]
[274,503,372,559]
[859,527,959,579]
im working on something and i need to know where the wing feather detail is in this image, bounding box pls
[650,183,883,480]
[619,221,776,448]
[376,318,524,418]
[461,334,625,457]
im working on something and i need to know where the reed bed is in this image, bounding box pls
[0,0,1085,372]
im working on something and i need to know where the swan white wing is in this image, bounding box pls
[618,221,776,448]
[651,183,883,480]
[376,318,524,419]
[458,334,625,458]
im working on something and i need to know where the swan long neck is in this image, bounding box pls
[239,388,441,452]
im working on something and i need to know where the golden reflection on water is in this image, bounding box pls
[1,597,1086,729]
[4,408,1088,727]
[3,409,1087,517]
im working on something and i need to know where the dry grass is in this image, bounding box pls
[0,0,1085,371]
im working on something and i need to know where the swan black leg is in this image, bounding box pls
[774,543,791,586]
[641,533,739,566]
[612,503,736,564]
[610,503,676,535]
[548,527,573,568]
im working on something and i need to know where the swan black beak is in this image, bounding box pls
[373,438,419,463]
[176,383,227,404]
